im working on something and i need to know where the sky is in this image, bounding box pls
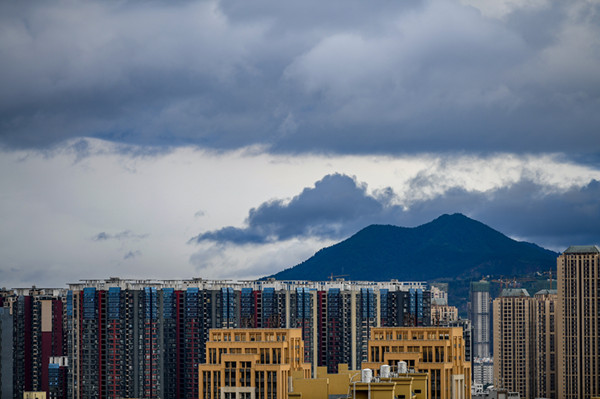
[1,0,599,288]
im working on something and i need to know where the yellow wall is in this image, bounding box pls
[23,393,47,399]
[291,378,329,399]
[198,329,311,399]
[292,364,429,399]
[365,327,470,399]
[351,381,416,399]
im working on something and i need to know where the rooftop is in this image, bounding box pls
[471,281,490,292]
[534,289,557,296]
[564,245,600,254]
[500,288,530,297]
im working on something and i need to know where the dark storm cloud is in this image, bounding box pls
[190,173,402,244]
[380,178,600,249]
[191,174,600,249]
[466,179,600,249]
[1,0,599,160]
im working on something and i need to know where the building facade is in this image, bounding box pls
[447,319,472,363]
[492,289,534,398]
[470,281,491,359]
[1,305,14,399]
[8,288,68,399]
[362,326,471,399]
[67,278,431,398]
[198,328,311,399]
[471,358,493,388]
[533,289,556,399]
[431,303,459,325]
[557,245,600,399]
[493,288,557,399]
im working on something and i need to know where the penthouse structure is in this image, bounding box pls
[67,278,430,399]
[557,245,600,399]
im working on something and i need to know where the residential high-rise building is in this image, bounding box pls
[472,357,493,388]
[470,281,491,359]
[198,328,311,399]
[1,304,14,399]
[362,326,471,399]
[431,302,458,325]
[493,289,534,398]
[493,288,558,399]
[533,289,557,399]
[67,278,431,399]
[48,356,68,399]
[68,282,213,399]
[10,288,68,399]
[557,245,600,399]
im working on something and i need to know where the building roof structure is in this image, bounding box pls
[564,245,600,254]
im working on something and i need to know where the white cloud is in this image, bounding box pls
[0,139,599,288]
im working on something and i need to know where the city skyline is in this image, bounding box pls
[2,247,599,398]
[1,0,599,289]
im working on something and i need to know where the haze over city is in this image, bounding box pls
[1,0,599,288]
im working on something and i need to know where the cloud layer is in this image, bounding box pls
[191,173,600,250]
[1,141,599,288]
[190,174,400,244]
[1,0,599,160]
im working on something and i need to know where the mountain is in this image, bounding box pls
[268,213,559,282]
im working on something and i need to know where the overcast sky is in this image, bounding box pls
[1,0,599,288]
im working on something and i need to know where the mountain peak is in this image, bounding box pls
[269,214,558,281]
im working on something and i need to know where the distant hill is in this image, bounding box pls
[268,213,559,282]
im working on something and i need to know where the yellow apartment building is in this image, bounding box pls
[362,327,470,399]
[198,329,311,399]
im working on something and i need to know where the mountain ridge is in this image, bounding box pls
[268,213,558,281]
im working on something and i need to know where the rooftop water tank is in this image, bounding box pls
[398,361,407,374]
[361,368,373,383]
[380,364,391,378]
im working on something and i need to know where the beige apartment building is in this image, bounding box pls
[362,326,471,399]
[431,303,459,325]
[493,289,535,398]
[493,287,557,399]
[557,245,600,399]
[198,329,311,399]
[533,289,557,399]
